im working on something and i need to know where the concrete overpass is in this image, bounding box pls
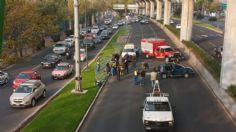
[136,0,236,89]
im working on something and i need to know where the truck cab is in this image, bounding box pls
[155,46,177,59]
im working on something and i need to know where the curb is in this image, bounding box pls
[74,29,121,132]
[74,78,108,132]
[150,19,236,124]
[13,29,120,132]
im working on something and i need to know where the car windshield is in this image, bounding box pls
[123,49,134,52]
[55,44,66,47]
[164,48,173,52]
[17,73,31,79]
[145,101,171,111]
[15,85,33,93]
[56,66,69,70]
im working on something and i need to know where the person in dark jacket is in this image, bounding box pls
[140,69,146,86]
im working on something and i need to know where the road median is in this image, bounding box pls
[19,27,128,132]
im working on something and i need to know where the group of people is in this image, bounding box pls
[133,66,159,88]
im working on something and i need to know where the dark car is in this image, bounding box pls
[107,28,113,35]
[41,54,62,68]
[99,25,108,31]
[93,36,102,44]
[100,30,109,40]
[214,46,223,58]
[158,63,194,79]
[82,38,95,48]
[166,52,185,63]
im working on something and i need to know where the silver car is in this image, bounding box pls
[10,80,46,107]
[0,71,9,85]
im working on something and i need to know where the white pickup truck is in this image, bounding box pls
[142,81,174,131]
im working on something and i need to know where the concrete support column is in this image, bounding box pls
[180,0,194,41]
[150,0,155,18]
[164,0,171,25]
[156,0,162,20]
[142,1,146,15]
[220,0,236,89]
[145,0,150,16]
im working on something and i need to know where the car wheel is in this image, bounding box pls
[31,98,36,107]
[162,74,167,79]
[42,90,46,98]
[184,73,189,78]
[4,78,9,84]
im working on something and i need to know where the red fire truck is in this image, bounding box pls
[141,38,179,59]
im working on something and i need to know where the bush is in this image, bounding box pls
[227,85,236,99]
[196,14,204,19]
[208,17,217,21]
[51,33,60,42]
[65,29,73,36]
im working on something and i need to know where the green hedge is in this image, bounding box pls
[165,25,180,38]
[227,85,236,100]
[182,40,221,80]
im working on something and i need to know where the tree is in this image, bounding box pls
[0,0,5,56]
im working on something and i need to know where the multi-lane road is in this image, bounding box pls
[79,21,236,132]
[0,32,114,131]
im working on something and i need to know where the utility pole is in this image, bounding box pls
[85,0,89,69]
[73,0,82,92]
[0,0,5,56]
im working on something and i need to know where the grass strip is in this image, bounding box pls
[182,41,221,81]
[226,85,236,101]
[22,27,128,132]
[172,17,222,33]
[165,25,180,38]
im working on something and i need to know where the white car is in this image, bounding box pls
[0,71,9,85]
[112,24,119,30]
[176,24,181,29]
[142,96,174,131]
[9,80,46,107]
[65,37,74,48]
[74,49,86,62]
[51,62,74,80]
[53,41,69,55]
[91,26,100,34]
[121,43,136,58]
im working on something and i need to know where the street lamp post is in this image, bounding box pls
[73,0,82,92]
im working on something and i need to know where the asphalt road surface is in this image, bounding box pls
[79,21,236,132]
[172,19,223,62]
[0,30,116,131]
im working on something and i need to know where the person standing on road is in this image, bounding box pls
[117,65,121,81]
[140,69,146,86]
[124,59,129,74]
[134,69,139,85]
[150,68,158,88]
[105,63,111,76]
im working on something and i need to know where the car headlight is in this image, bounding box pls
[168,121,173,126]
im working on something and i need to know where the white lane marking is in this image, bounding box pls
[201,35,208,37]
[199,29,204,32]
[208,41,216,47]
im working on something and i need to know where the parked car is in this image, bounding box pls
[10,80,46,107]
[112,24,119,30]
[73,48,87,62]
[140,19,149,24]
[176,24,181,29]
[0,71,9,85]
[93,36,102,44]
[100,30,110,40]
[166,52,185,63]
[107,28,113,35]
[12,70,41,90]
[158,63,194,79]
[121,43,136,58]
[82,38,95,48]
[65,36,74,48]
[91,25,100,34]
[53,41,69,55]
[41,54,62,68]
[51,62,74,80]
[99,25,107,31]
